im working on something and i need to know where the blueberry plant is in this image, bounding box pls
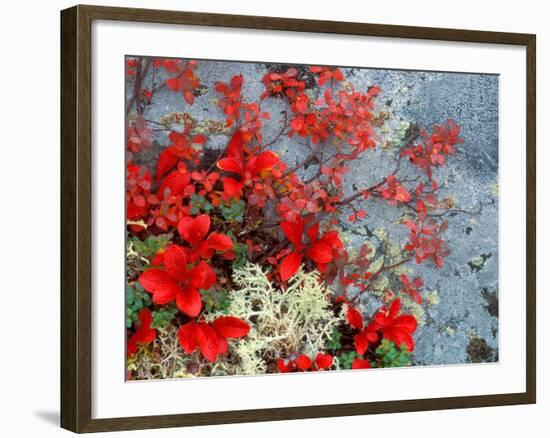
[125,57,464,379]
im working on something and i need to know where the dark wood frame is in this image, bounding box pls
[60,4,536,433]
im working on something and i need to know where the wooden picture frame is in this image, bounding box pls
[60,4,536,433]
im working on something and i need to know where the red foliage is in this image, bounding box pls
[401,120,463,179]
[164,60,201,105]
[404,219,450,268]
[277,353,333,373]
[371,299,418,352]
[279,216,344,281]
[310,66,345,86]
[127,309,156,357]
[126,164,152,229]
[178,316,250,362]
[138,244,215,317]
[400,274,424,304]
[127,116,153,154]
[217,129,282,206]
[260,67,306,100]
[378,175,411,205]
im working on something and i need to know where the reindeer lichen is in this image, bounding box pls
[208,263,344,375]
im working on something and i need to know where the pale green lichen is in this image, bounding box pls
[208,263,344,375]
[425,290,440,306]
[398,293,426,326]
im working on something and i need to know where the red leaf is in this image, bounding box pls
[306,223,320,243]
[388,299,401,318]
[156,149,178,182]
[211,316,250,339]
[187,261,216,290]
[159,169,190,197]
[281,219,303,248]
[351,358,372,369]
[392,315,418,333]
[150,281,181,305]
[178,321,199,354]
[176,287,202,317]
[277,358,294,373]
[222,177,244,197]
[178,214,211,246]
[217,157,243,174]
[306,242,334,264]
[314,353,333,370]
[253,151,279,172]
[163,245,187,282]
[132,309,156,344]
[196,323,228,362]
[207,233,233,251]
[183,90,195,105]
[296,354,312,371]
[279,251,303,281]
[226,130,244,157]
[354,332,368,355]
[319,231,344,249]
[346,307,363,330]
[138,268,173,293]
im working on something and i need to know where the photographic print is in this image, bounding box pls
[125,56,499,380]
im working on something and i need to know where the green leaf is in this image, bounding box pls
[338,351,357,369]
[220,199,245,223]
[151,306,178,328]
[327,329,343,351]
[375,339,411,368]
[200,288,231,313]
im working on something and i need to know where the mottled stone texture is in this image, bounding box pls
[130,58,499,366]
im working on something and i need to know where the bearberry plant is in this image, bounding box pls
[125,57,464,379]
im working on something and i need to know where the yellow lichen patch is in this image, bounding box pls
[425,290,440,306]
[397,293,426,326]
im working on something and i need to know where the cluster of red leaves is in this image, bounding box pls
[126,58,138,77]
[139,215,233,315]
[215,75,244,127]
[126,164,152,226]
[404,219,450,268]
[178,317,250,362]
[289,85,380,154]
[279,216,344,281]
[217,129,285,207]
[400,274,424,304]
[276,180,335,222]
[310,66,345,86]
[260,67,307,101]
[277,353,333,372]
[127,116,153,153]
[127,309,156,357]
[378,175,411,206]
[348,298,417,354]
[413,180,439,220]
[157,130,208,178]
[401,120,463,179]
[137,215,250,362]
[163,59,201,105]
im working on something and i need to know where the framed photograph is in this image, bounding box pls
[60,4,536,433]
